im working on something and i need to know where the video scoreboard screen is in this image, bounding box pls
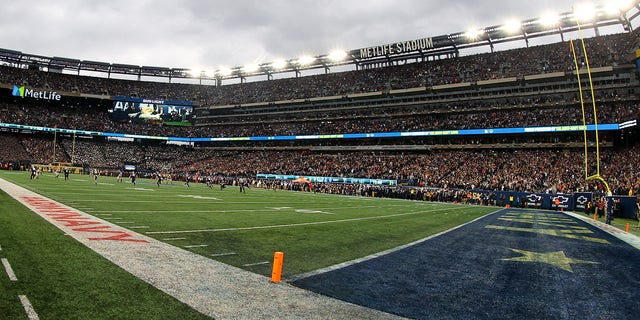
[110,96,194,125]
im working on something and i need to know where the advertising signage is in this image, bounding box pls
[111,96,193,124]
[12,85,61,101]
[357,37,434,59]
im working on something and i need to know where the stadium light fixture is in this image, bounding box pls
[465,27,484,40]
[297,55,316,66]
[242,63,259,73]
[217,66,232,77]
[573,4,597,22]
[188,68,203,78]
[501,19,522,34]
[271,59,287,70]
[539,12,561,26]
[328,50,347,62]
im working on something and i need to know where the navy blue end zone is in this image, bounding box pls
[292,209,640,319]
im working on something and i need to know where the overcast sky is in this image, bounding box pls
[0,0,627,71]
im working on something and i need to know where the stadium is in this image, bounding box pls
[1,1,640,319]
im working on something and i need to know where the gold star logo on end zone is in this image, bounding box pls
[500,248,598,273]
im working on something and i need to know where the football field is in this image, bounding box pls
[3,170,640,319]
[0,171,495,277]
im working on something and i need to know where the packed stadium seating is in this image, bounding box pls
[1,29,639,198]
[0,32,636,105]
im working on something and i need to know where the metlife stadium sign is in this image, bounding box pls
[12,85,61,101]
[358,37,434,59]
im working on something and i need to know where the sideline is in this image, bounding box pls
[563,211,640,250]
[0,177,404,320]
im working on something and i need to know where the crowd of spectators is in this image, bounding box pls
[1,95,638,139]
[183,147,640,196]
[0,32,635,107]
[62,141,640,197]
[0,31,637,140]
[0,131,638,197]
[196,100,638,137]
[0,30,639,199]
[8,135,630,197]
[0,134,29,162]
[11,136,70,163]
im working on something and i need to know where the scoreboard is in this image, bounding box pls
[111,96,194,124]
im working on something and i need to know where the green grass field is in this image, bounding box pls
[3,170,640,319]
[0,177,213,320]
[0,171,497,277]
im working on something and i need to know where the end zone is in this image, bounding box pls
[293,208,640,319]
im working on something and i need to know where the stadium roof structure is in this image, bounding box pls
[0,1,638,83]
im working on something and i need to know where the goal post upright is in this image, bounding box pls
[571,17,611,195]
[569,39,589,180]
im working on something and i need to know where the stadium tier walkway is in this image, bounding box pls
[0,177,405,320]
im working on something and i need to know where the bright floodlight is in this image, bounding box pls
[573,4,597,21]
[217,67,232,77]
[188,68,203,78]
[297,55,316,65]
[204,70,215,78]
[271,59,287,69]
[539,11,561,26]
[328,50,347,61]
[465,28,484,39]
[502,19,522,34]
[243,63,259,73]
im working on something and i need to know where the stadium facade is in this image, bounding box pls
[1,1,640,216]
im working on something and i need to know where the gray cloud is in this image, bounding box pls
[0,0,611,70]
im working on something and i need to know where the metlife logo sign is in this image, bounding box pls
[12,85,61,101]
[12,85,24,97]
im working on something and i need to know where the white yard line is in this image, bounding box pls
[68,199,348,204]
[183,244,209,248]
[18,295,39,320]
[243,261,269,267]
[147,207,453,235]
[89,203,421,214]
[1,258,18,281]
